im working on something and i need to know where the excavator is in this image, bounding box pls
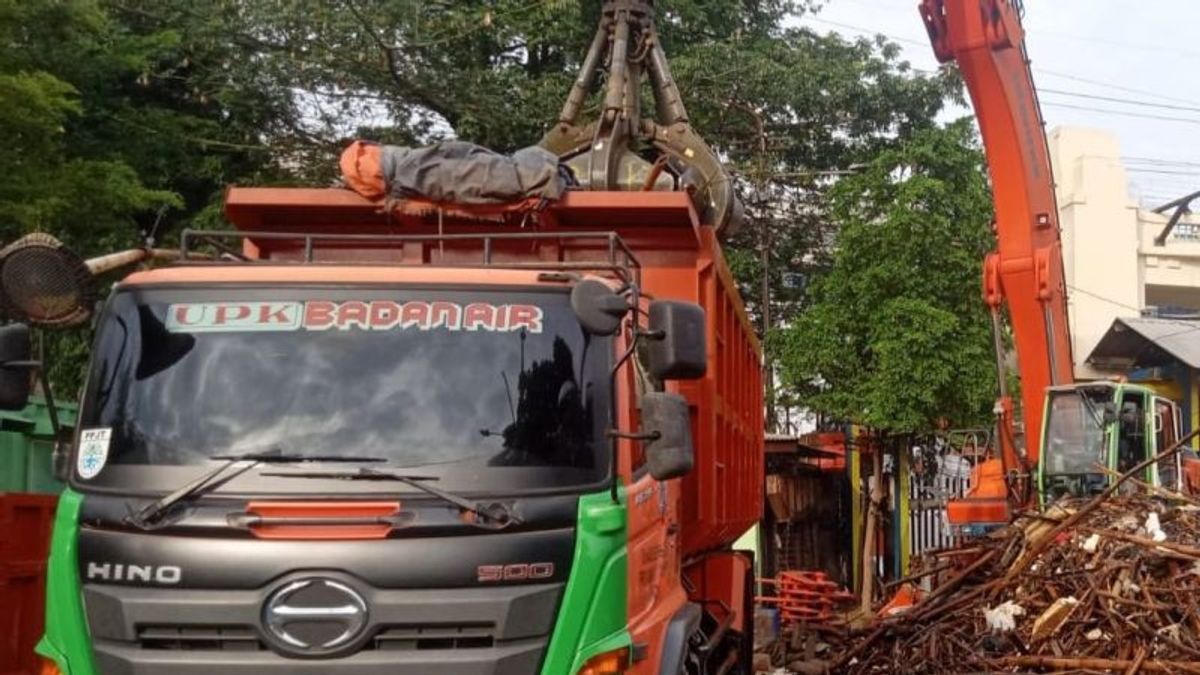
[920,0,1200,534]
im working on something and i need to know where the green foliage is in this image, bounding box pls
[0,0,984,413]
[777,121,995,432]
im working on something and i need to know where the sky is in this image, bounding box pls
[795,0,1200,208]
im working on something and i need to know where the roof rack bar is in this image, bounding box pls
[178,228,642,284]
[189,233,250,261]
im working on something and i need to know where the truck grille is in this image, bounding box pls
[137,622,498,652]
[371,623,496,650]
[90,582,561,675]
[138,625,260,651]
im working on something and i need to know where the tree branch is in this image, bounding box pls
[342,0,461,129]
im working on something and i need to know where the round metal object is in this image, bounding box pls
[0,233,96,327]
[262,577,369,658]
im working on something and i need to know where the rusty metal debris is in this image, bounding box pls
[750,432,1200,673]
[810,486,1200,673]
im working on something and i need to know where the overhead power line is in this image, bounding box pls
[1124,157,1200,169]
[1039,89,1200,115]
[1039,100,1200,126]
[1034,69,1200,108]
[1066,285,1200,339]
[1126,168,1200,177]
[802,17,930,47]
[799,16,1200,109]
[810,1,1200,61]
[1025,28,1200,60]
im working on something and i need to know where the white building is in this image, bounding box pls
[1050,127,1200,438]
[1051,127,1200,379]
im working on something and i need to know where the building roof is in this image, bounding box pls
[764,432,846,472]
[1087,317,1200,370]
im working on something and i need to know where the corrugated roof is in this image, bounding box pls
[764,433,799,443]
[1087,317,1200,370]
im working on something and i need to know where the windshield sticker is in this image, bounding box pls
[167,302,303,332]
[77,428,112,480]
[165,301,543,334]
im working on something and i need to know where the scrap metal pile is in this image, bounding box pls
[832,487,1200,673]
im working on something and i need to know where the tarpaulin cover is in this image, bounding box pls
[340,140,570,205]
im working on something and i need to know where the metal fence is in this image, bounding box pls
[906,433,985,563]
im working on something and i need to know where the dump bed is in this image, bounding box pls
[220,187,764,554]
[671,234,764,555]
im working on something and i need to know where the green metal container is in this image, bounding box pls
[0,398,77,494]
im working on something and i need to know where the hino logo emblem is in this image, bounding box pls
[263,578,369,656]
[86,562,181,585]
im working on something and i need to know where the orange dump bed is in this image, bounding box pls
[218,187,764,554]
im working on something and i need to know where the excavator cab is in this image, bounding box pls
[1038,383,1174,505]
[950,383,1191,534]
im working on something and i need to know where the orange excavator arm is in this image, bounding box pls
[920,0,1075,523]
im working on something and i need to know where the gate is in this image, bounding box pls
[906,431,986,562]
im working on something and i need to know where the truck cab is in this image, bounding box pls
[16,188,762,675]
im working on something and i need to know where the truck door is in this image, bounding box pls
[1154,397,1182,491]
[1115,389,1149,491]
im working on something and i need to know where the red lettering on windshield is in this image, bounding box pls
[508,305,543,333]
[369,301,401,329]
[337,301,370,330]
[173,305,204,326]
[430,302,461,329]
[259,303,293,324]
[401,302,430,329]
[463,303,496,331]
[214,304,251,325]
[292,300,542,333]
[304,301,336,330]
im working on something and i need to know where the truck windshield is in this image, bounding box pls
[1042,388,1112,475]
[76,286,611,495]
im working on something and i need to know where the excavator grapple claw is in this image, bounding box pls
[540,0,742,237]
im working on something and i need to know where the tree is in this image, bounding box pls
[0,0,965,399]
[190,1,956,428]
[776,120,996,433]
[0,1,180,247]
[0,0,308,392]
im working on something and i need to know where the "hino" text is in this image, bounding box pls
[86,562,182,585]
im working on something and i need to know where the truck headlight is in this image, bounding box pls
[576,647,630,675]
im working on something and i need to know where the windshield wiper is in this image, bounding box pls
[125,448,387,530]
[261,467,522,529]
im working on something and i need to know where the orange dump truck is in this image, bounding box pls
[0,3,766,672]
[7,185,764,675]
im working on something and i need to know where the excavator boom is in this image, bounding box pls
[921,0,1075,526]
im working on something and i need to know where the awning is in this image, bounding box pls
[1087,317,1200,370]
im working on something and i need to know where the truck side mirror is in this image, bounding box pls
[641,392,694,481]
[571,279,627,336]
[0,324,33,410]
[646,301,706,380]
